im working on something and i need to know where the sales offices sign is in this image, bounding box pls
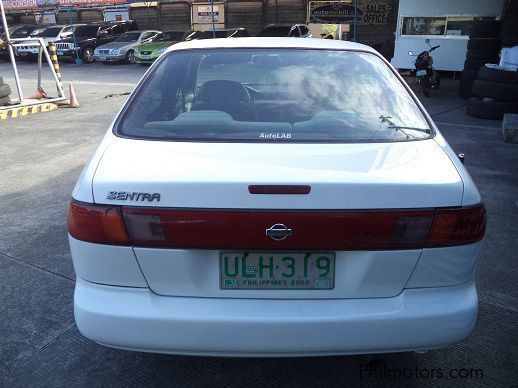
[197,5,219,23]
[308,1,390,25]
[4,0,127,10]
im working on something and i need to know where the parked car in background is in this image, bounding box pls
[0,24,48,60]
[94,30,161,64]
[257,24,312,38]
[68,38,485,357]
[54,20,138,63]
[134,30,200,64]
[198,28,249,39]
[16,24,84,59]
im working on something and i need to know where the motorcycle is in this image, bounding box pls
[408,39,440,97]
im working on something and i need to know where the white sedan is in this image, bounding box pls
[68,38,485,356]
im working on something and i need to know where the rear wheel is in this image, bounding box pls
[126,50,135,64]
[420,78,430,97]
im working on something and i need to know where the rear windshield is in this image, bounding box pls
[257,26,291,37]
[199,30,228,39]
[73,25,100,37]
[37,26,63,37]
[156,31,185,41]
[116,32,141,42]
[117,49,431,143]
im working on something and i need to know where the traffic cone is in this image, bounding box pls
[68,83,79,108]
[25,86,47,100]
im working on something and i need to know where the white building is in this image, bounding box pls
[391,0,506,71]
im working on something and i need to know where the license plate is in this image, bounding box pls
[220,251,335,290]
[416,69,427,77]
[19,52,27,56]
[99,56,106,61]
[56,50,63,55]
[139,55,149,60]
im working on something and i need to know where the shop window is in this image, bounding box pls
[402,17,446,35]
[445,17,474,36]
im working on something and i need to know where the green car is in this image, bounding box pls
[134,30,200,64]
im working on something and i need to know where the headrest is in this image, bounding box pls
[197,80,250,104]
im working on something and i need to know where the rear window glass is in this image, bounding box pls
[257,26,292,37]
[156,31,185,41]
[37,26,63,37]
[117,49,431,143]
[73,25,100,37]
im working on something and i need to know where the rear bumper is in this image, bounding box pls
[134,56,156,64]
[94,54,125,62]
[74,278,478,357]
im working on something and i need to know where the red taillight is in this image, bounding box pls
[121,208,436,250]
[67,200,129,245]
[426,204,486,247]
[68,200,485,249]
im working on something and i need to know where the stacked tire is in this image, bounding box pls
[466,65,518,119]
[502,0,518,48]
[460,20,501,98]
[0,77,11,106]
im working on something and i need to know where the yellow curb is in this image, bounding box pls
[0,102,58,120]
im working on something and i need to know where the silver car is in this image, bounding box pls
[94,30,161,64]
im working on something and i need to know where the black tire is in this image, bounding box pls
[467,38,501,50]
[0,83,11,98]
[502,22,518,36]
[464,59,494,71]
[125,50,135,64]
[502,33,518,47]
[461,69,478,80]
[0,95,10,106]
[472,79,518,101]
[466,48,500,60]
[467,97,518,119]
[469,29,501,39]
[478,65,518,84]
[471,19,502,32]
[420,78,430,97]
[459,78,475,98]
[433,76,440,89]
[81,47,94,63]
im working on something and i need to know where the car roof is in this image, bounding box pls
[169,37,375,53]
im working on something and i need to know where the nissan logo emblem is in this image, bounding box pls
[266,224,293,241]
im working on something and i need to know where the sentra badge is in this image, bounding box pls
[106,191,161,202]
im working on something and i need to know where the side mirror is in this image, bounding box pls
[425,38,430,44]
[408,50,413,56]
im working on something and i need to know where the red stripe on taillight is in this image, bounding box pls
[67,200,129,245]
[122,208,435,250]
[426,204,486,247]
[248,185,311,195]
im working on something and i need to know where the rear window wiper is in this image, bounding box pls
[378,115,430,140]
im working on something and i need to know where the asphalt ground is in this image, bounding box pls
[0,60,517,388]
